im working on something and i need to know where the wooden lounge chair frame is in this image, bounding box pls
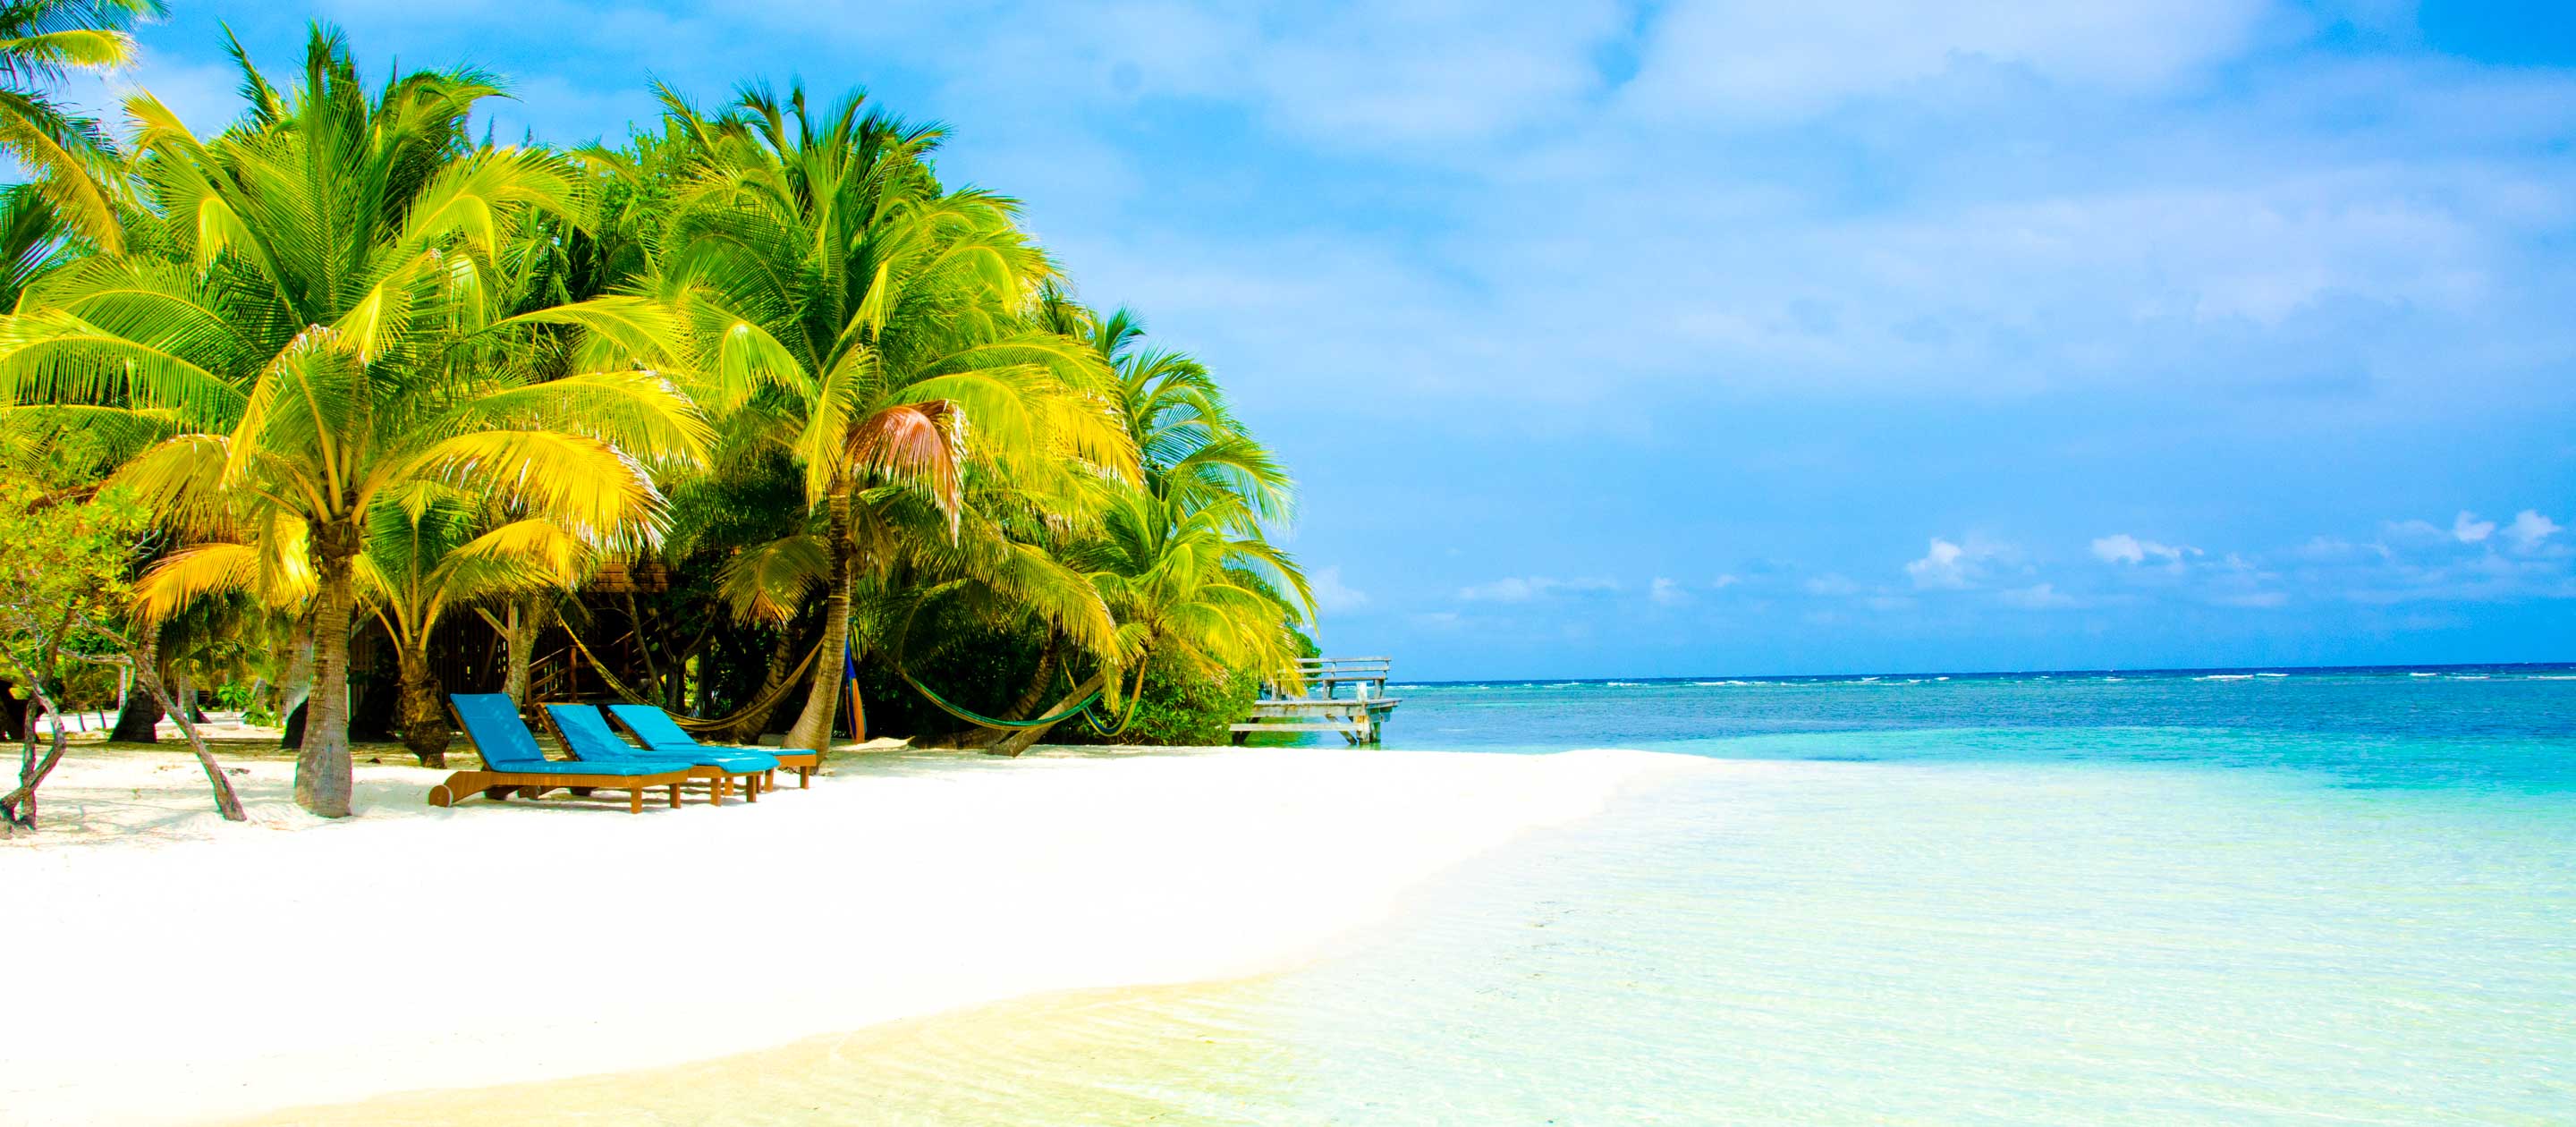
[431,699,702,814]
[426,768,695,814]
[603,705,819,791]
[541,703,764,805]
[768,750,820,789]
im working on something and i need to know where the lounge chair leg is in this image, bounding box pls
[745,775,758,803]
[629,788,643,815]
[799,766,811,789]
[669,783,683,809]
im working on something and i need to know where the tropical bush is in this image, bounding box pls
[1054,657,1264,747]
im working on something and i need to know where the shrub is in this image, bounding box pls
[1060,658,1261,747]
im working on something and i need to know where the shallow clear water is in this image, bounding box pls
[301,667,2576,1123]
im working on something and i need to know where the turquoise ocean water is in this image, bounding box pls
[889,665,2576,1124]
[356,665,2576,1124]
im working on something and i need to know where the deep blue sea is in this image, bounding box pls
[1374,663,2576,792]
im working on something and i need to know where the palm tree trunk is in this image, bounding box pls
[623,591,665,705]
[296,526,359,818]
[988,670,1107,758]
[502,596,539,705]
[275,613,315,722]
[976,636,1058,743]
[109,625,162,742]
[784,490,852,753]
[724,626,799,745]
[1005,638,1059,720]
[394,645,449,767]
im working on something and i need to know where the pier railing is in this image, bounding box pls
[1239,657,1400,743]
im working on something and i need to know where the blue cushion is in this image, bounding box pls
[685,750,781,772]
[450,693,547,765]
[603,704,704,751]
[601,705,777,769]
[547,704,652,763]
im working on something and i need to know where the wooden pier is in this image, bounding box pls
[1232,657,1402,744]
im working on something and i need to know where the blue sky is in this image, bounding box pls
[64,2,2576,678]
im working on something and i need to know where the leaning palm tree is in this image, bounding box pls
[1072,304,1292,524]
[0,0,162,251]
[987,487,1312,755]
[0,28,702,815]
[642,82,1133,750]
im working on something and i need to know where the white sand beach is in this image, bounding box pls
[2,743,1692,1125]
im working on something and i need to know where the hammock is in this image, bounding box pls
[561,628,823,734]
[1079,674,1146,740]
[892,657,1102,730]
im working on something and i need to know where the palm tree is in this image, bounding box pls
[987,487,1312,755]
[136,492,589,767]
[0,0,163,251]
[641,82,1132,751]
[0,28,702,815]
[1075,304,1292,522]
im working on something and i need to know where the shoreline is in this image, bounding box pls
[5,742,1700,1125]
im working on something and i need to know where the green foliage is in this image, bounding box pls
[0,1,163,252]
[1058,657,1261,747]
[0,23,1326,778]
[0,448,149,706]
[852,619,1054,739]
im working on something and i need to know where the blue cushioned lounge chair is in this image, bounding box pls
[606,703,821,790]
[432,693,701,813]
[547,703,771,804]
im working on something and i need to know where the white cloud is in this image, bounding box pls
[1649,577,1689,606]
[1310,565,1369,613]
[2214,590,2290,608]
[1904,536,2013,589]
[2453,510,2497,543]
[1711,573,1741,589]
[1454,576,1619,603]
[1905,538,1970,588]
[1998,582,2078,609]
[2504,509,2562,551]
[2091,533,2198,567]
[2293,536,2389,562]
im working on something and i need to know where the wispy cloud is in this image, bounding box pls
[2091,533,2198,567]
[1311,565,1369,613]
[1904,536,2014,589]
[2504,510,2563,551]
[1998,582,2079,609]
[1802,573,1862,597]
[1455,576,1621,603]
